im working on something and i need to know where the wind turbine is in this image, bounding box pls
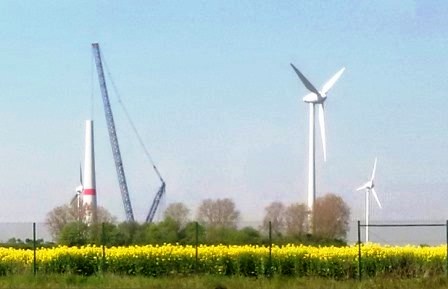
[290,64,345,232]
[356,157,382,242]
[70,165,84,221]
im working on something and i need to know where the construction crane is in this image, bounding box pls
[92,43,135,222]
[146,169,166,223]
[91,43,166,223]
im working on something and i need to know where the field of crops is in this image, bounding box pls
[0,244,446,279]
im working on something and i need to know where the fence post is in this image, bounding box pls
[33,222,37,276]
[102,222,106,272]
[357,220,362,281]
[195,221,199,273]
[268,220,272,278]
[445,220,448,277]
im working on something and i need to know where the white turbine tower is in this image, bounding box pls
[291,64,345,232]
[357,158,382,242]
[82,120,97,225]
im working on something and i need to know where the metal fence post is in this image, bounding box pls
[33,222,37,276]
[195,221,199,273]
[446,220,448,277]
[357,220,362,281]
[102,222,106,272]
[268,221,272,277]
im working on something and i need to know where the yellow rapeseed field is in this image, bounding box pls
[0,244,446,278]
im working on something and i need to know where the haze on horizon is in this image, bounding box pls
[1,1,447,230]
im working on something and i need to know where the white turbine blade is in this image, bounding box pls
[371,188,382,209]
[290,63,320,95]
[318,103,327,161]
[356,182,369,191]
[70,194,78,205]
[371,157,377,181]
[321,67,345,95]
[79,164,83,185]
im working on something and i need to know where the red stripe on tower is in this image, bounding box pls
[83,189,96,195]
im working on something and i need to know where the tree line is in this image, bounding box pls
[43,193,350,247]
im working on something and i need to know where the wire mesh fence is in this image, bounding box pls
[355,220,448,280]
[345,219,448,245]
[1,220,448,246]
[0,220,447,279]
[0,223,52,245]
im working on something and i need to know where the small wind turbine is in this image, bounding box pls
[290,64,345,232]
[356,158,382,242]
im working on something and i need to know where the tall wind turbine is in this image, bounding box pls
[357,158,382,242]
[291,64,345,232]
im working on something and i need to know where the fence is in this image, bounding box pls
[356,220,448,281]
[2,221,448,279]
[0,221,278,277]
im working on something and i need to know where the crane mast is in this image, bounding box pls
[92,43,135,222]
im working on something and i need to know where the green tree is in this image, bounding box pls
[235,227,261,244]
[178,222,205,245]
[116,222,147,245]
[145,218,180,244]
[58,222,89,246]
[205,226,240,244]
[90,222,128,246]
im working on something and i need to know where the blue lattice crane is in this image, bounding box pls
[92,43,166,223]
[92,43,135,222]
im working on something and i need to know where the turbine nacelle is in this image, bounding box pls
[76,185,84,194]
[71,186,83,206]
[358,180,375,190]
[302,93,327,104]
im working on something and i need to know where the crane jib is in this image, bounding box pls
[146,183,166,223]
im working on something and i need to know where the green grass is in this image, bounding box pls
[1,274,448,289]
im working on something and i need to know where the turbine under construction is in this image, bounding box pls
[82,120,97,225]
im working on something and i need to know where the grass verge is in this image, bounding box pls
[0,274,448,289]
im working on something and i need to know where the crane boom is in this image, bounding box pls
[145,181,166,223]
[92,43,135,222]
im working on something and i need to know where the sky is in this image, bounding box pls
[1,1,448,230]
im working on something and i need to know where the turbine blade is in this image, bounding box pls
[371,188,382,209]
[70,194,78,205]
[321,67,345,95]
[371,157,377,181]
[356,183,368,191]
[79,163,83,185]
[318,103,326,161]
[290,63,320,95]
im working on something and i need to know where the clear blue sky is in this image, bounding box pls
[1,0,447,225]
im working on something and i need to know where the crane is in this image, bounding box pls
[91,43,166,223]
[146,168,166,223]
[92,43,135,222]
